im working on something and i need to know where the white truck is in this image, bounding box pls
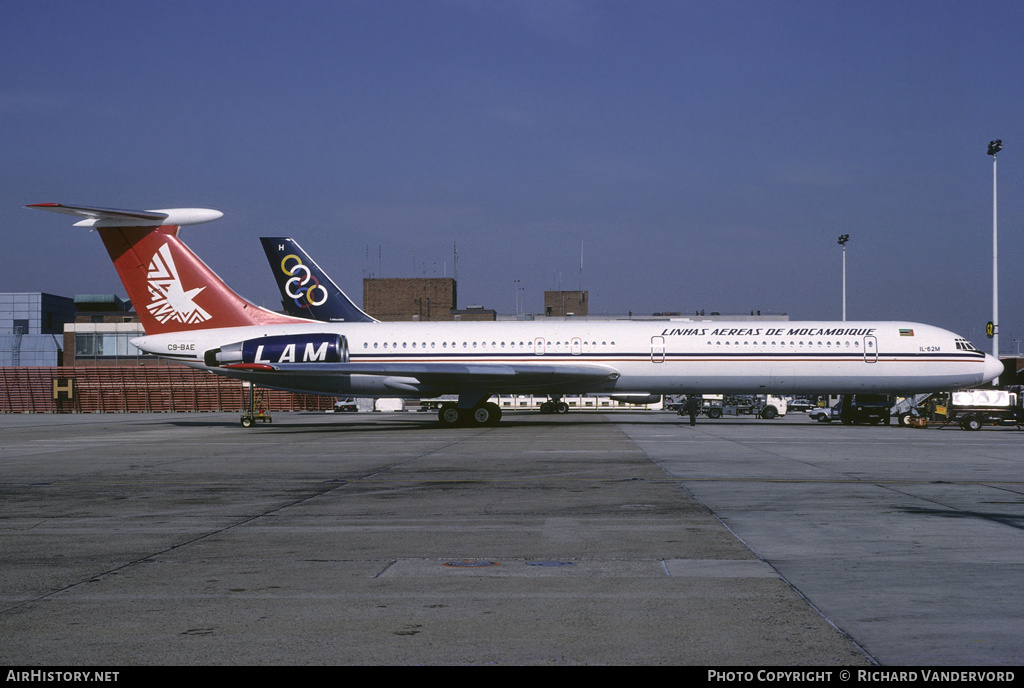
[946,389,1022,430]
[697,394,786,419]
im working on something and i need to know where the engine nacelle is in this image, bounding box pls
[205,334,348,367]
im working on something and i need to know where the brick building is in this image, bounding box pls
[364,277,479,321]
[544,290,588,317]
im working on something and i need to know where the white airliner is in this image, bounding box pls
[28,203,1003,427]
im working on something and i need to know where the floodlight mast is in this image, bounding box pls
[988,139,1002,384]
[838,234,850,321]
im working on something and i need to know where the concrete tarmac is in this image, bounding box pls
[1,410,1019,665]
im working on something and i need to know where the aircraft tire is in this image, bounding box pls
[470,402,501,426]
[556,401,569,414]
[439,405,462,427]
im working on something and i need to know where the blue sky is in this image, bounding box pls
[3,1,1022,352]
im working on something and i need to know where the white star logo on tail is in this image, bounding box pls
[146,243,211,324]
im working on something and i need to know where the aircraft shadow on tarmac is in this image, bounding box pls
[161,413,886,434]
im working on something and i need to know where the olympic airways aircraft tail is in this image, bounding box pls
[260,237,377,323]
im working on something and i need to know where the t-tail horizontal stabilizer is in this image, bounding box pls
[26,203,224,227]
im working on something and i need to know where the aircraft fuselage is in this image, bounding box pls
[134,319,1000,398]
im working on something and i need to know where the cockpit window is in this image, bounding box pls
[955,338,980,352]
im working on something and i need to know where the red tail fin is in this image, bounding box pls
[97,225,303,334]
[27,203,304,335]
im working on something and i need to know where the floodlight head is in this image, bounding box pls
[988,140,1003,156]
[838,234,850,246]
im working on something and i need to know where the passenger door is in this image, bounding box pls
[863,336,878,363]
[650,336,666,363]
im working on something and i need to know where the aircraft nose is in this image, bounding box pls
[983,354,1004,384]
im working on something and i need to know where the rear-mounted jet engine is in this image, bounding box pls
[205,334,348,367]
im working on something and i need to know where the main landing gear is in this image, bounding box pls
[438,401,502,427]
[539,396,569,414]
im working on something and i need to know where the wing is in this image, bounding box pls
[224,360,620,394]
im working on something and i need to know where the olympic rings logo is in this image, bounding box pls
[280,254,329,307]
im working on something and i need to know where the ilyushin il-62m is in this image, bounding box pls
[28,203,1003,428]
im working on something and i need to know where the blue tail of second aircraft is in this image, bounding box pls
[260,237,378,323]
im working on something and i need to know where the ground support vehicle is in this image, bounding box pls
[833,394,894,425]
[721,394,787,419]
[890,393,933,426]
[807,406,835,423]
[664,398,683,412]
[758,395,787,419]
[702,394,725,419]
[240,384,272,428]
[787,397,816,413]
[909,389,1022,430]
[332,397,358,412]
[689,394,786,419]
